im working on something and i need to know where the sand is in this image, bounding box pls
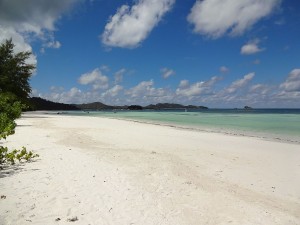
[0,111,299,225]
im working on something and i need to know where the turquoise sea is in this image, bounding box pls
[68,109,300,144]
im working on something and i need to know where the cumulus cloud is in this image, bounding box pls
[101,0,175,48]
[0,26,37,65]
[78,68,109,90]
[114,68,126,84]
[124,80,173,104]
[176,82,206,97]
[40,39,62,53]
[249,84,270,95]
[241,39,265,55]
[220,66,229,73]
[161,68,175,79]
[48,87,84,104]
[187,0,281,38]
[206,74,257,106]
[280,69,300,92]
[102,85,123,98]
[45,40,62,49]
[37,69,300,107]
[225,72,255,94]
[0,0,83,64]
[178,80,189,89]
[0,0,82,34]
[176,76,221,98]
[126,80,155,97]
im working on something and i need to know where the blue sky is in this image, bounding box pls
[1,0,300,107]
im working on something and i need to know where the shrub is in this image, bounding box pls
[0,39,38,167]
[0,146,39,165]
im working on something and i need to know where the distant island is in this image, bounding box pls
[28,97,209,111]
[29,97,79,111]
[144,103,208,110]
[244,106,253,110]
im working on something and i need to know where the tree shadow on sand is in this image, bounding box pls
[0,160,40,179]
[21,116,51,119]
[0,164,25,178]
[17,124,32,127]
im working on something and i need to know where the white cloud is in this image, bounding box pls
[0,26,37,65]
[161,68,175,79]
[102,85,123,98]
[45,40,62,49]
[126,80,155,97]
[125,80,173,105]
[0,0,82,34]
[78,68,109,90]
[225,72,255,94]
[187,0,281,38]
[101,0,175,48]
[100,65,110,72]
[178,80,189,88]
[35,68,300,108]
[241,39,265,55]
[48,87,83,104]
[249,84,270,95]
[50,86,65,92]
[114,68,126,84]
[176,81,206,97]
[280,69,300,92]
[40,39,62,53]
[220,66,229,73]
[0,0,83,66]
[176,76,221,98]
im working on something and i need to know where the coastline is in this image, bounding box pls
[103,117,300,145]
[1,111,300,224]
[70,111,300,145]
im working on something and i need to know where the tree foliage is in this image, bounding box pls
[0,39,38,166]
[0,93,23,139]
[0,39,35,101]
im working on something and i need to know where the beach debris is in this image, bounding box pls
[55,218,61,221]
[151,151,157,154]
[184,181,192,185]
[109,207,113,212]
[67,216,78,222]
[30,204,36,210]
[271,186,276,192]
[1,195,6,199]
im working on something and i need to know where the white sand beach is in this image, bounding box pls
[0,112,300,225]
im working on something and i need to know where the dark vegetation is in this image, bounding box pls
[29,97,78,110]
[244,106,253,110]
[127,105,143,110]
[144,103,208,110]
[28,99,209,111]
[76,102,112,110]
[0,39,38,167]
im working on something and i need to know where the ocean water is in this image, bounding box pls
[68,109,300,143]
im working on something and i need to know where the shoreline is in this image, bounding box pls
[1,112,300,224]
[57,110,300,145]
[101,116,300,145]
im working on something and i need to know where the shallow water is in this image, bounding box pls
[68,109,300,144]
